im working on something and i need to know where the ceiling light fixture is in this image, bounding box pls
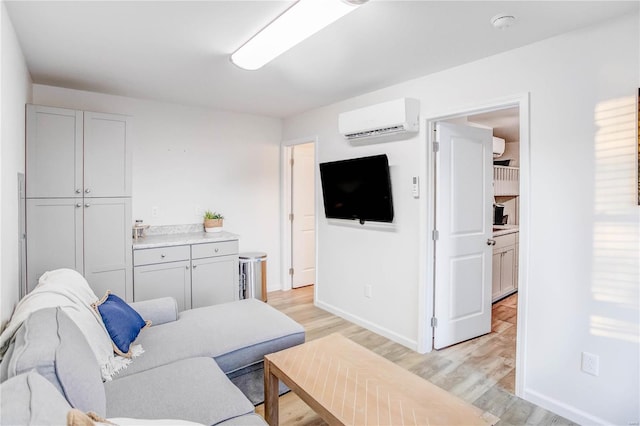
[231,0,368,71]
[491,14,517,30]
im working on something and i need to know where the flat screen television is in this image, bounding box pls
[319,154,394,224]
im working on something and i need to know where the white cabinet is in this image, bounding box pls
[26,106,82,198]
[26,199,83,289]
[491,232,518,302]
[83,198,133,299]
[133,240,239,311]
[25,104,132,298]
[26,105,132,198]
[25,198,132,297]
[191,255,239,308]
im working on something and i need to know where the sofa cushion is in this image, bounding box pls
[128,297,178,326]
[0,371,72,425]
[93,291,150,357]
[104,357,254,425]
[5,307,107,416]
[115,299,304,378]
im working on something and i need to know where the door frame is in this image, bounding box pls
[419,93,530,398]
[280,136,318,292]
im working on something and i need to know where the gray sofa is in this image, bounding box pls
[0,297,305,425]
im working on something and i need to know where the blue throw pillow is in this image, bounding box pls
[92,291,150,358]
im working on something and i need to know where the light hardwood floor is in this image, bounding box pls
[255,286,576,426]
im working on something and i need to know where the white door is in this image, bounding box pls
[291,143,315,288]
[433,122,493,349]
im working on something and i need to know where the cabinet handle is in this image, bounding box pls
[215,248,219,253]
[75,189,81,194]
[84,203,90,208]
[487,239,496,246]
[185,266,189,270]
[192,265,198,269]
[160,254,166,258]
[75,203,82,208]
[85,188,91,194]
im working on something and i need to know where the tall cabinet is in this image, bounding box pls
[25,105,133,299]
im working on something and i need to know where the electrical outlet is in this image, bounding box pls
[152,206,159,218]
[581,352,599,376]
[365,285,372,298]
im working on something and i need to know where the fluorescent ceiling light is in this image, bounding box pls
[231,0,367,71]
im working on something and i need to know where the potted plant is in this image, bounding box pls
[203,210,224,233]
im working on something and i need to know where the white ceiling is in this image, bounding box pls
[469,107,520,142]
[5,1,638,118]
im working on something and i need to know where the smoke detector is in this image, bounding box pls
[491,14,516,30]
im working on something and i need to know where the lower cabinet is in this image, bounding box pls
[191,256,239,308]
[134,260,191,311]
[26,197,132,299]
[492,232,518,302]
[133,240,239,311]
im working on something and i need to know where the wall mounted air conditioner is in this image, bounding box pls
[338,98,420,142]
[493,137,506,158]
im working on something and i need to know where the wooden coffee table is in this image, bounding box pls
[263,333,492,425]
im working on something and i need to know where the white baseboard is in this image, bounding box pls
[315,299,418,351]
[523,387,609,425]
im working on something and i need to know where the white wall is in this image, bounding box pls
[1,2,32,326]
[33,85,284,290]
[283,14,639,425]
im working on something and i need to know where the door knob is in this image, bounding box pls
[84,203,90,208]
[487,239,496,246]
[85,188,91,194]
[75,203,82,208]
[75,189,81,194]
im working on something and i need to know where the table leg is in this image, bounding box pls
[264,359,279,425]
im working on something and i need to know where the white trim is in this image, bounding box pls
[280,136,318,292]
[417,119,433,353]
[523,388,609,425]
[421,92,530,398]
[316,299,419,350]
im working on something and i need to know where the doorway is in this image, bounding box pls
[282,140,316,291]
[424,94,529,397]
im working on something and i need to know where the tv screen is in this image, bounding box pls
[319,154,394,224]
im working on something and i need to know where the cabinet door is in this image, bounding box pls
[26,198,83,292]
[84,198,132,301]
[191,255,239,308]
[84,112,132,197]
[491,252,502,302]
[26,105,83,198]
[134,261,191,311]
[500,247,516,295]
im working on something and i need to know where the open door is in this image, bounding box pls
[291,143,316,288]
[433,122,493,349]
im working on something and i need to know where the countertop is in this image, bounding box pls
[133,230,239,249]
[493,224,519,237]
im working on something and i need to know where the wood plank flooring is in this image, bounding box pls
[256,286,576,426]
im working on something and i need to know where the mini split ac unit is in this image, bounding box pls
[338,98,420,141]
[492,136,506,158]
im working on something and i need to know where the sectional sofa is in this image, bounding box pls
[0,269,305,425]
